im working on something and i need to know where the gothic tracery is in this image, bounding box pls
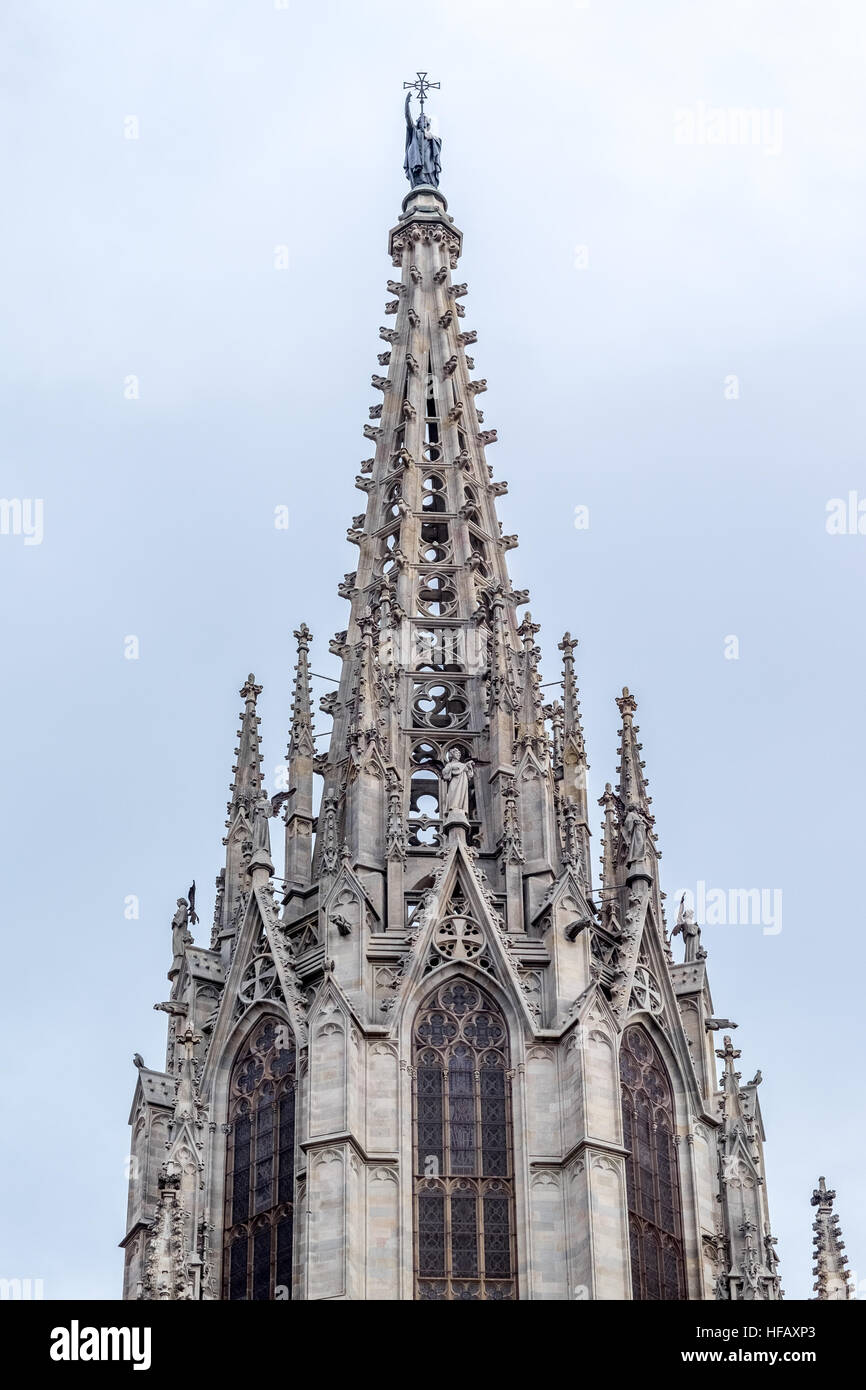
[123,114,782,1305]
[223,1017,296,1301]
[620,1026,685,1301]
[413,980,517,1301]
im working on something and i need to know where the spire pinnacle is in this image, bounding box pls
[555,632,591,886]
[558,636,588,766]
[284,629,316,899]
[227,674,264,824]
[615,686,652,815]
[241,673,262,706]
[559,633,584,750]
[488,588,518,716]
[215,674,264,962]
[811,1176,852,1299]
[515,612,545,754]
[287,625,315,761]
[811,1175,835,1207]
[349,610,383,755]
[615,685,638,720]
[172,1025,201,1123]
[598,782,619,929]
[611,686,660,899]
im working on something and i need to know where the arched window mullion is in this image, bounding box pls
[413,980,516,1300]
[223,1016,296,1301]
[620,1026,686,1301]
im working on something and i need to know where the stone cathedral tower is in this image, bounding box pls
[121,92,784,1302]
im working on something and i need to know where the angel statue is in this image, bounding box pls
[251,788,289,860]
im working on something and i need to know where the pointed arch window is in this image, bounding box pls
[423,358,442,463]
[223,1016,296,1300]
[421,472,447,513]
[413,979,517,1300]
[620,1025,685,1300]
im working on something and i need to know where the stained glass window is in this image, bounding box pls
[413,980,517,1300]
[620,1025,685,1300]
[223,1016,296,1300]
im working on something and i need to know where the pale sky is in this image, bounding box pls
[1,0,864,1299]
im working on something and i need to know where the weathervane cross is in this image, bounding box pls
[403,71,440,116]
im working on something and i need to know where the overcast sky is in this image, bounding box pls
[1,0,864,1300]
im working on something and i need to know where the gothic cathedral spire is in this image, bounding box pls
[121,88,794,1306]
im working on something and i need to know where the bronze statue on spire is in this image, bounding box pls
[403,73,442,188]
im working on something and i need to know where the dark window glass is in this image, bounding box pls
[276,1217,293,1297]
[223,1017,296,1300]
[450,1192,479,1277]
[480,1061,508,1177]
[417,1190,446,1278]
[231,1111,251,1224]
[413,980,517,1300]
[252,1226,271,1301]
[416,1059,444,1172]
[620,1026,686,1301]
[449,1047,476,1175]
[277,1093,295,1206]
[483,1193,512,1278]
[254,1096,275,1214]
[228,1237,248,1301]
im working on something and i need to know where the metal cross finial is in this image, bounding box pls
[403,71,440,116]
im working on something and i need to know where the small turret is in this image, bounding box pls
[557,633,590,888]
[283,625,315,898]
[216,674,264,964]
[811,1176,852,1299]
[515,612,545,756]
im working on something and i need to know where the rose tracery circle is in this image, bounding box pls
[433,913,484,962]
[238,954,277,1005]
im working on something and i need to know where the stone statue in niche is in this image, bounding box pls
[252,792,273,857]
[441,747,474,819]
[622,805,648,865]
